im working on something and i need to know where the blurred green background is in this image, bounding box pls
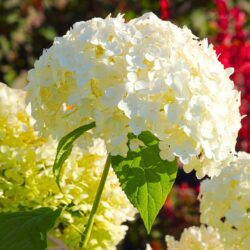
[1,0,250,249]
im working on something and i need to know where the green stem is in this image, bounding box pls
[80,154,111,249]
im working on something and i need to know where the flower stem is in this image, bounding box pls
[80,154,111,249]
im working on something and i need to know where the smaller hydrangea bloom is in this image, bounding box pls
[166,225,224,250]
[0,83,136,250]
[200,152,250,250]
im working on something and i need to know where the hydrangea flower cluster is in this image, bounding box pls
[0,82,35,141]
[26,12,241,178]
[200,152,250,249]
[165,225,224,250]
[0,82,135,249]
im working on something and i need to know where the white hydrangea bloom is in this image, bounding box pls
[26,13,241,178]
[200,152,250,249]
[166,225,225,250]
[0,83,136,249]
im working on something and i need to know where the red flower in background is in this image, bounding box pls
[160,0,169,20]
[213,0,250,152]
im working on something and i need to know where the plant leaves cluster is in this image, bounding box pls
[0,208,61,250]
[54,126,177,233]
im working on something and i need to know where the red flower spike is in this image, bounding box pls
[160,0,169,20]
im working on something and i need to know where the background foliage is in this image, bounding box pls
[0,0,249,249]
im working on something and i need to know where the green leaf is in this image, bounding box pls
[53,122,96,188]
[0,207,61,250]
[111,131,177,233]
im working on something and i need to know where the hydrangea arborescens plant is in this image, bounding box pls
[27,12,241,178]
[6,12,240,248]
[200,152,250,250]
[0,83,135,250]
